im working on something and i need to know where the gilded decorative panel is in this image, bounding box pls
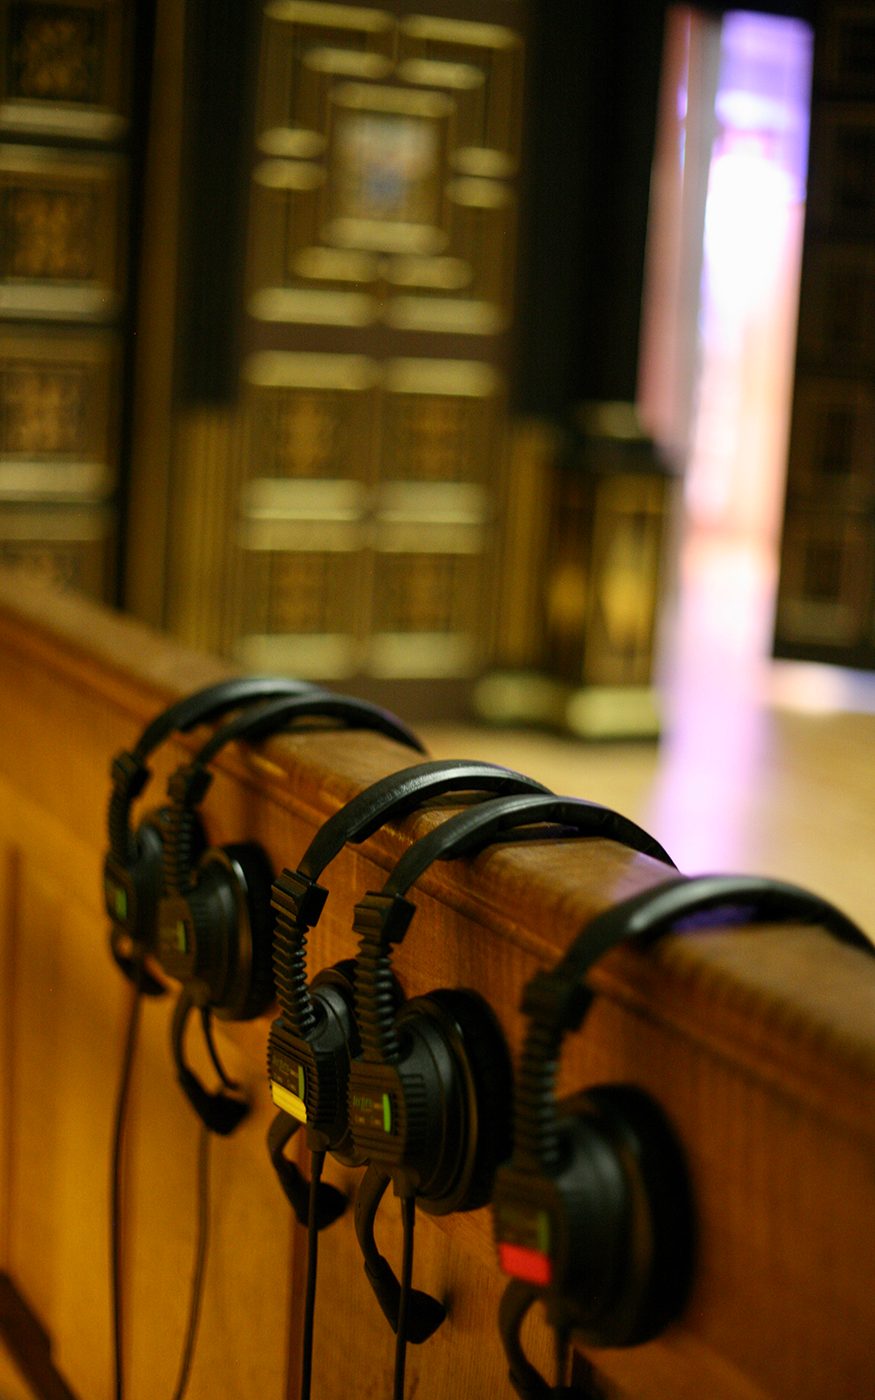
[585,475,665,687]
[0,0,128,139]
[379,357,502,483]
[243,350,379,482]
[238,547,365,677]
[0,143,124,318]
[236,351,504,679]
[546,470,666,690]
[0,500,112,596]
[0,327,118,499]
[248,3,521,333]
[238,350,376,672]
[775,2,875,669]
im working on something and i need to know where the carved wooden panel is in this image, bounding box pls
[0,144,125,319]
[0,326,119,500]
[236,350,503,680]
[0,502,112,596]
[546,470,667,691]
[248,3,522,335]
[0,0,128,140]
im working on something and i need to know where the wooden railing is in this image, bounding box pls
[1,569,874,1400]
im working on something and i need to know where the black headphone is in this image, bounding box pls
[103,675,315,994]
[106,676,320,1400]
[346,793,676,1395]
[269,760,552,1163]
[267,760,553,1400]
[493,873,872,1399]
[156,689,425,1135]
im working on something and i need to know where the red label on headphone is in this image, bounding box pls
[498,1242,552,1286]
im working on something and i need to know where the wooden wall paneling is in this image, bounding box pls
[122,995,295,1400]
[1,569,875,1399]
[0,826,16,1273]
[0,779,123,1396]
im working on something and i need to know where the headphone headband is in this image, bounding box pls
[163,693,426,900]
[513,872,871,1175]
[274,760,550,1037]
[381,792,676,905]
[351,792,674,1067]
[185,690,425,777]
[132,677,315,762]
[551,871,871,999]
[298,759,552,885]
[108,676,313,864]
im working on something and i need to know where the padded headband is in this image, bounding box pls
[513,872,871,1175]
[538,871,871,1027]
[272,759,551,1034]
[162,691,425,899]
[108,676,313,863]
[182,689,425,778]
[351,792,675,1065]
[132,677,316,762]
[382,791,675,915]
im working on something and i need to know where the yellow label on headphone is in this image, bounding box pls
[270,1079,308,1123]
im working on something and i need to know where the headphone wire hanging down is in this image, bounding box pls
[171,1120,211,1400]
[300,1148,328,1400]
[110,962,144,1400]
[394,1195,417,1400]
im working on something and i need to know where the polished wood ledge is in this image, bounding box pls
[1,568,874,1400]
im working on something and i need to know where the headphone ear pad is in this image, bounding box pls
[417,988,514,1215]
[107,809,172,994]
[559,1085,693,1348]
[212,842,276,1021]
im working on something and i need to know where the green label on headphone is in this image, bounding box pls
[350,1090,395,1135]
[495,1200,551,1253]
[104,877,128,921]
[159,918,189,955]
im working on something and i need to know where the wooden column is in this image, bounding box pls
[0,567,874,1400]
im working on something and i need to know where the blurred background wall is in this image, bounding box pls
[1,0,869,723]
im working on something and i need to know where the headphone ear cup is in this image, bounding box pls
[412,988,514,1215]
[107,810,170,995]
[559,1085,693,1348]
[216,841,276,1021]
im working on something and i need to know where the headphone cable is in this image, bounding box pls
[111,966,144,1400]
[554,1322,570,1398]
[171,1118,211,1400]
[393,1195,416,1400]
[300,1148,326,1400]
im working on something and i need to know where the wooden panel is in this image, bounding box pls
[0,567,875,1399]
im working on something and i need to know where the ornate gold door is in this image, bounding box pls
[153,1,525,712]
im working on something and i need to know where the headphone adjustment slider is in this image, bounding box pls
[353,891,416,947]
[111,750,148,798]
[521,969,593,1034]
[271,868,329,931]
[168,764,212,806]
